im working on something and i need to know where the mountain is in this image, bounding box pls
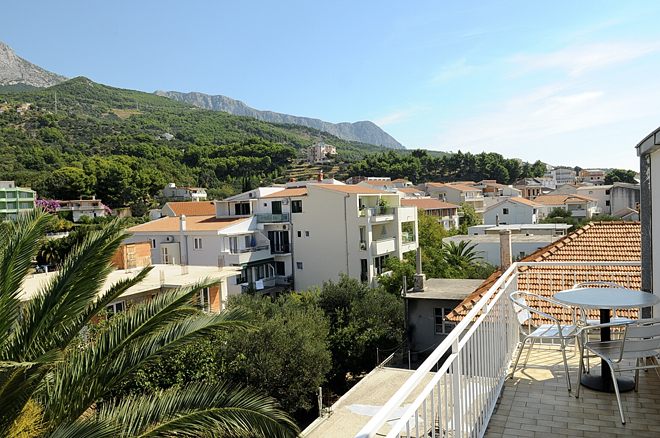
[154,90,405,150]
[0,41,66,88]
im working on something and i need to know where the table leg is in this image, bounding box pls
[580,308,635,393]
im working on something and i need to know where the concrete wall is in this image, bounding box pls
[111,241,152,269]
[407,298,462,351]
[484,200,536,225]
[610,185,640,214]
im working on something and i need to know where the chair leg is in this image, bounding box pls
[560,338,571,392]
[576,339,585,399]
[510,339,527,379]
[635,358,640,392]
[610,366,626,424]
[523,338,536,368]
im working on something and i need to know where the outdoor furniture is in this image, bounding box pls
[509,291,578,392]
[576,318,660,424]
[554,287,660,393]
[572,281,634,326]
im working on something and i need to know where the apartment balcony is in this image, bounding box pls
[360,206,396,222]
[372,237,396,256]
[271,244,291,256]
[255,213,290,223]
[221,245,271,265]
[240,275,292,293]
[348,261,659,438]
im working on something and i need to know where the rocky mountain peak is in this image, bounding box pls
[0,41,67,88]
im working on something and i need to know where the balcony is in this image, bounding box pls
[255,213,290,223]
[349,261,657,438]
[222,245,271,265]
[360,207,396,222]
[372,237,396,256]
[270,244,291,255]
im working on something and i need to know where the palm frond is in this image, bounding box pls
[49,419,120,438]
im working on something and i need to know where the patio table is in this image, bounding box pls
[554,287,659,393]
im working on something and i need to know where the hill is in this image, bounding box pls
[0,41,66,88]
[155,90,404,149]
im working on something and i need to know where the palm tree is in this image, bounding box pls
[441,240,482,267]
[0,210,298,437]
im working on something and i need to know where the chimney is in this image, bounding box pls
[499,230,512,270]
[413,247,426,292]
[180,215,187,232]
[317,171,324,182]
[495,214,499,226]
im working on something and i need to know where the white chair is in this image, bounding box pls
[576,318,660,424]
[509,291,578,392]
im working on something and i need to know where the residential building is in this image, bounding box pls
[0,181,36,220]
[613,207,640,221]
[161,183,207,201]
[578,168,607,185]
[391,178,414,188]
[610,182,641,214]
[533,193,599,219]
[549,183,580,194]
[401,198,459,230]
[473,180,522,198]
[307,141,337,163]
[344,176,391,185]
[396,187,425,198]
[467,223,571,237]
[546,166,576,186]
[482,197,540,225]
[160,201,216,217]
[111,241,152,270]
[513,177,551,199]
[56,197,108,222]
[423,182,485,215]
[442,233,559,266]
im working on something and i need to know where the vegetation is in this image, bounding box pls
[540,207,623,230]
[0,210,297,437]
[605,168,637,185]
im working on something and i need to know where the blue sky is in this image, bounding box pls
[4,1,660,170]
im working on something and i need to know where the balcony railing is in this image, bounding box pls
[359,206,395,217]
[255,213,290,223]
[401,231,415,243]
[355,261,641,438]
[234,244,270,253]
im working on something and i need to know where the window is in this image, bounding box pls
[193,237,203,250]
[360,259,368,282]
[275,261,286,276]
[199,287,210,312]
[434,308,456,334]
[606,189,611,195]
[297,231,302,238]
[291,200,303,213]
[502,208,509,215]
[244,235,252,248]
[234,202,251,215]
[519,251,526,259]
[605,200,610,207]
[374,255,389,275]
[305,231,310,237]
[151,239,156,249]
[107,301,125,315]
[296,262,303,270]
[229,236,238,253]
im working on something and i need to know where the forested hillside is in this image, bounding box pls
[0,77,391,212]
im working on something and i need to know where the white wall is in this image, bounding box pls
[651,151,660,316]
[577,186,610,214]
[483,200,536,225]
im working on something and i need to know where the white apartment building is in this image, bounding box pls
[307,142,337,163]
[56,197,108,222]
[483,197,540,225]
[578,168,607,185]
[161,183,207,201]
[576,183,640,215]
[533,193,599,219]
[127,182,418,293]
[401,198,459,230]
[423,182,485,215]
[545,167,576,187]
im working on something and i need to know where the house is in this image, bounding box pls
[111,241,152,270]
[56,197,108,222]
[396,187,425,198]
[0,181,36,221]
[344,176,391,185]
[474,180,522,198]
[613,207,640,221]
[161,183,207,201]
[423,182,484,215]
[160,201,216,217]
[545,166,576,186]
[467,223,572,237]
[549,183,581,194]
[404,278,484,351]
[307,141,337,163]
[532,193,599,219]
[609,182,641,214]
[442,233,559,266]
[401,198,459,230]
[578,168,607,185]
[483,197,540,225]
[513,177,552,199]
[129,181,418,293]
[391,178,414,188]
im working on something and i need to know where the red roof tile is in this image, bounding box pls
[163,201,216,216]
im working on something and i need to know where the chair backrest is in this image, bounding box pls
[572,281,622,289]
[623,318,660,356]
[509,291,532,325]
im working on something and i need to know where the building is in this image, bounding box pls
[423,182,485,215]
[129,181,418,293]
[549,183,580,194]
[467,223,572,237]
[56,197,108,222]
[161,183,207,201]
[513,177,551,199]
[404,278,484,352]
[483,197,540,225]
[473,180,522,198]
[396,187,425,198]
[401,198,459,230]
[160,201,216,217]
[533,193,599,219]
[0,181,36,220]
[307,141,337,163]
[578,168,607,185]
[610,182,641,214]
[442,233,559,266]
[546,166,577,186]
[111,241,152,270]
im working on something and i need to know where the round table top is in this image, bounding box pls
[554,287,660,309]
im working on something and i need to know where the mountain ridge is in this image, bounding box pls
[0,41,66,88]
[155,90,405,149]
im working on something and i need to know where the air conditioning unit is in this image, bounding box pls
[282,199,289,205]
[165,236,175,242]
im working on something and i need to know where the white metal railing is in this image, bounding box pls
[355,260,641,438]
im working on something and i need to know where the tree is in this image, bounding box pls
[0,210,297,437]
[605,169,637,185]
[379,257,416,295]
[458,202,481,233]
[442,240,482,266]
[40,166,94,200]
[318,276,404,388]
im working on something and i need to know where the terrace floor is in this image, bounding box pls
[485,346,660,438]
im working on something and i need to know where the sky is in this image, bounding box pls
[4,0,660,171]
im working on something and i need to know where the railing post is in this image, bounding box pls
[452,338,462,437]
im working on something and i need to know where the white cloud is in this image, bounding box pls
[374,106,428,127]
[511,41,660,77]
[431,58,475,83]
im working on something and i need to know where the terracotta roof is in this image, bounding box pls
[262,188,308,198]
[401,198,459,210]
[392,178,411,183]
[508,197,541,207]
[129,215,248,233]
[398,187,424,194]
[427,182,481,192]
[447,222,641,324]
[533,194,596,205]
[163,201,216,216]
[313,184,388,195]
[361,180,392,186]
